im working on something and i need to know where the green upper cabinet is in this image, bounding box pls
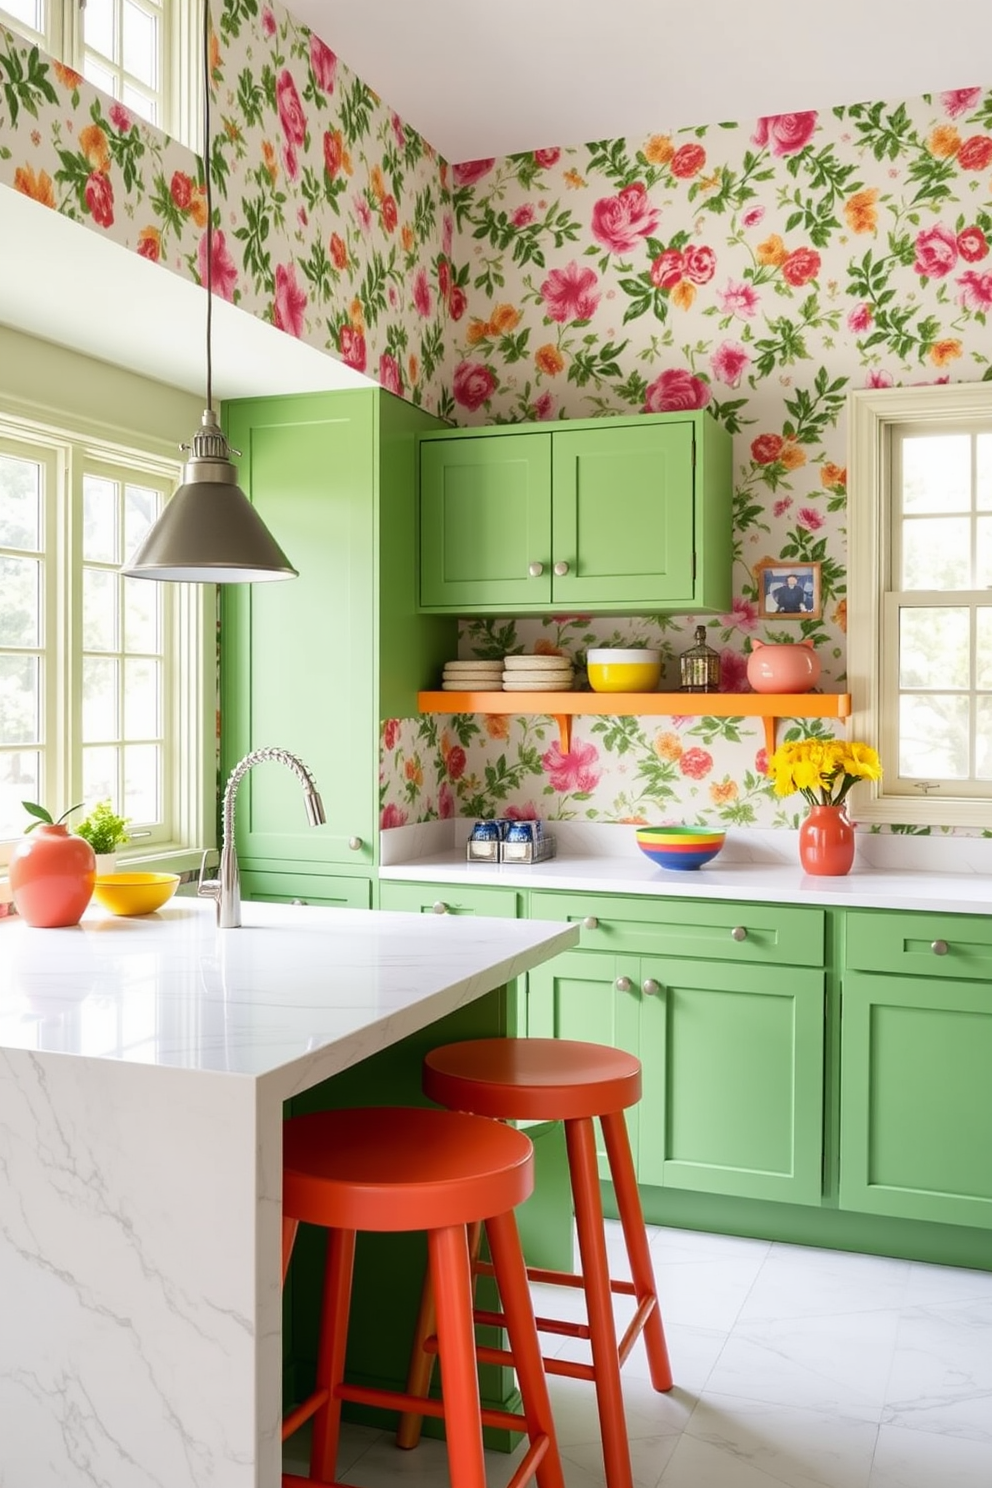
[418,411,731,615]
[220,389,454,880]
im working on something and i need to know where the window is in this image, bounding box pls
[0,0,197,145]
[848,383,992,828]
[0,411,214,873]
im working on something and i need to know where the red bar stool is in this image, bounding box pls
[399,1039,672,1488]
[281,1104,565,1488]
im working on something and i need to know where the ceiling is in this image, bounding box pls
[286,0,992,162]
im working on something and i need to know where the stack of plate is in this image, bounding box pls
[441,659,504,691]
[502,654,575,692]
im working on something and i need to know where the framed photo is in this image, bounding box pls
[755,560,822,620]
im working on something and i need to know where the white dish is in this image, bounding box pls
[586,647,660,663]
[503,654,574,670]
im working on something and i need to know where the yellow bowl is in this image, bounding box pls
[586,648,661,693]
[93,872,180,916]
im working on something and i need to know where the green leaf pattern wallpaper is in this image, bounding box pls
[2,10,991,831]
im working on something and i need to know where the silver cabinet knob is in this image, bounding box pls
[614,976,632,993]
[432,901,450,915]
[553,560,570,577]
[582,916,599,930]
[931,939,949,956]
[731,925,747,942]
[641,978,661,996]
[528,561,544,578]
[291,898,307,905]
[348,836,363,851]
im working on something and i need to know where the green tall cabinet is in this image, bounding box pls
[220,389,455,903]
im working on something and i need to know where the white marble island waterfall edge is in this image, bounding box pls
[0,898,579,1488]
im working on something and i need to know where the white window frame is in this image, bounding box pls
[0,402,216,886]
[847,381,992,829]
[0,0,200,148]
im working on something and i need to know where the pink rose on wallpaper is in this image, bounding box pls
[379,353,403,396]
[710,340,750,388]
[452,360,497,411]
[534,147,561,168]
[109,102,131,132]
[650,249,684,289]
[679,747,713,780]
[273,263,306,337]
[773,496,793,517]
[848,302,873,333]
[323,130,344,179]
[781,247,821,287]
[438,782,455,819]
[383,719,401,751]
[720,649,750,693]
[309,34,338,94]
[913,224,958,278]
[446,746,467,781]
[504,802,540,820]
[442,212,454,258]
[866,369,893,388]
[381,195,398,233]
[391,113,406,149]
[958,226,989,262]
[338,324,367,372]
[413,267,432,317]
[531,391,556,421]
[717,280,760,319]
[438,257,450,302]
[752,112,818,156]
[540,261,601,322]
[198,228,238,301]
[448,284,467,320]
[670,142,706,178]
[541,739,601,794]
[940,87,982,117]
[353,194,373,232]
[741,205,765,229]
[958,270,992,312]
[721,596,759,633]
[755,747,769,776]
[261,7,276,36]
[276,70,306,146]
[84,171,113,228]
[751,433,783,464]
[957,135,992,170]
[453,158,496,187]
[683,244,716,284]
[380,803,408,830]
[798,506,825,532]
[513,204,536,227]
[282,143,299,181]
[590,183,660,253]
[643,368,710,413]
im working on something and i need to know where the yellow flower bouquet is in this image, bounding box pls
[767,739,882,809]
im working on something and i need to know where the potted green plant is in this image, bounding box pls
[74,800,131,875]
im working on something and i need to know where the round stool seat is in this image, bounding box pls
[424,1038,642,1122]
[283,1105,534,1232]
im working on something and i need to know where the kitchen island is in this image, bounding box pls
[0,897,578,1488]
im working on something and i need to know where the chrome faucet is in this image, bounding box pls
[198,747,326,928]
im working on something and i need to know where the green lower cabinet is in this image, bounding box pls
[637,958,825,1205]
[241,870,372,909]
[378,881,522,918]
[839,970,992,1229]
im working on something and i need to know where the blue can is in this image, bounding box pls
[470,820,500,841]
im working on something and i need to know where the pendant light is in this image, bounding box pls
[123,0,297,583]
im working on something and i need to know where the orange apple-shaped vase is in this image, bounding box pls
[9,824,96,927]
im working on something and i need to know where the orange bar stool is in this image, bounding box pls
[281,1104,565,1488]
[399,1039,672,1488]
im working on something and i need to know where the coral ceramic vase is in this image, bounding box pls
[9,824,96,927]
[798,805,855,876]
[747,638,821,694]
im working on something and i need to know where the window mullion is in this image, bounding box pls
[60,448,82,817]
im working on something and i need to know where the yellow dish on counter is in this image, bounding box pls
[93,872,180,916]
[586,648,661,693]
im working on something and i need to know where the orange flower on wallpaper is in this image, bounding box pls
[756,233,789,267]
[490,303,521,334]
[654,731,683,762]
[137,225,161,261]
[644,134,675,165]
[535,343,565,376]
[709,779,739,806]
[401,223,415,253]
[53,62,83,89]
[617,815,649,825]
[403,756,423,788]
[821,462,847,490]
[408,353,419,385]
[261,140,279,185]
[370,164,386,202]
[671,280,696,311]
[349,296,365,331]
[563,168,586,189]
[466,318,490,346]
[779,442,807,470]
[927,124,961,158]
[843,188,878,234]
[188,186,208,228]
[833,599,848,633]
[534,640,565,656]
[930,338,963,366]
[329,232,348,270]
[209,29,222,75]
[13,164,55,208]
[484,714,510,740]
[79,125,110,173]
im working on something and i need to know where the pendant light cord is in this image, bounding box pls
[203,0,214,413]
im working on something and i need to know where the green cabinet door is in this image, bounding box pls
[551,422,694,608]
[378,881,522,918]
[637,958,825,1205]
[240,870,372,910]
[839,970,992,1229]
[419,434,552,609]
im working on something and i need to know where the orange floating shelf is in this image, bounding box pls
[418,691,853,756]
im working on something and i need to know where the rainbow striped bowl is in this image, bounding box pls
[635,825,726,871]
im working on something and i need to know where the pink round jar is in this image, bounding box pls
[746,638,821,694]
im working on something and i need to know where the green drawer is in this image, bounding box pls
[529,891,825,967]
[379,881,522,918]
[846,910,992,981]
[240,870,372,910]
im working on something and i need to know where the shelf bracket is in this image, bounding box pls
[554,714,572,754]
[764,716,776,760]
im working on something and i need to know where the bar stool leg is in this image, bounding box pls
[282,1217,300,1286]
[486,1208,565,1488]
[428,1224,488,1488]
[309,1228,357,1484]
[565,1115,634,1488]
[397,1218,483,1449]
[601,1109,672,1392]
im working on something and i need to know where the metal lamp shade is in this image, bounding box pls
[122,410,297,582]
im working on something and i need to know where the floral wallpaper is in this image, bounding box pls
[0,7,452,411]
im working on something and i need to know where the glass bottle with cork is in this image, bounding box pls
[679,625,720,692]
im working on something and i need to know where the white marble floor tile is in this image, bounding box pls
[883,1297,992,1443]
[904,1260,992,1308]
[682,1392,879,1488]
[651,1251,769,1332]
[649,1224,773,1267]
[738,1245,911,1323]
[869,1422,992,1488]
